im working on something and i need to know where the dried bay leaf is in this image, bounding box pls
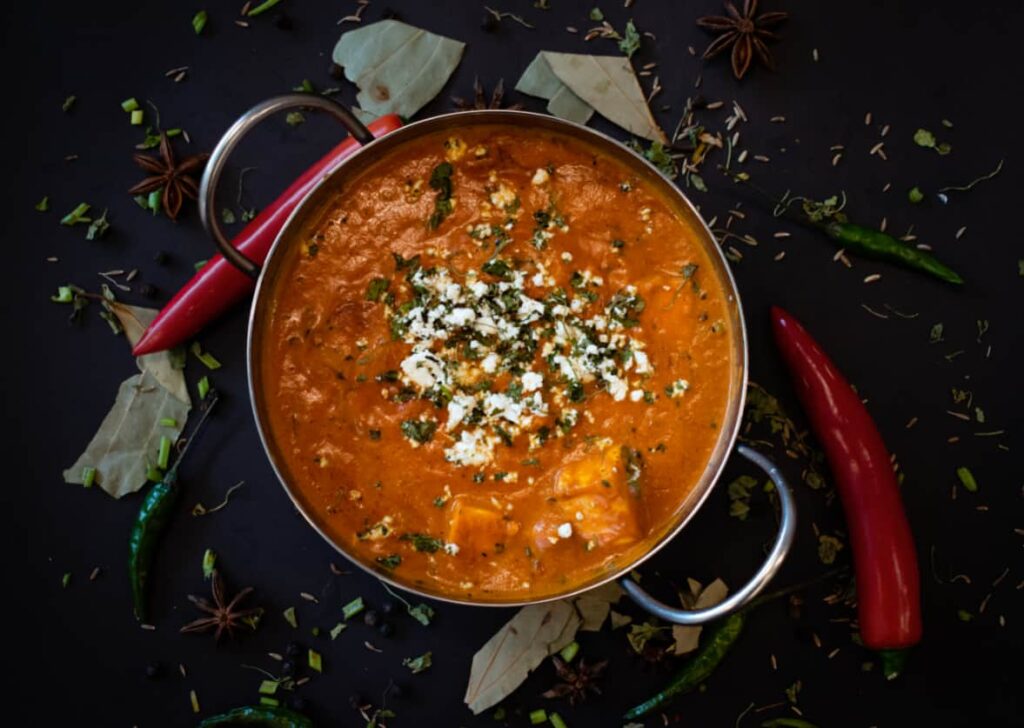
[332,20,465,120]
[63,370,189,498]
[672,578,729,655]
[515,53,594,125]
[108,302,190,405]
[575,580,624,632]
[464,601,579,714]
[516,52,667,143]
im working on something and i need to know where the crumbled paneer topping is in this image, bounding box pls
[531,167,550,186]
[557,522,573,539]
[666,379,690,398]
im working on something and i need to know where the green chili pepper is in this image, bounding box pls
[822,221,963,285]
[128,391,219,621]
[197,705,313,727]
[623,612,745,719]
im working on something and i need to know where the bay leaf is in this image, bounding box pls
[515,53,594,125]
[63,370,190,498]
[332,20,466,120]
[672,577,729,655]
[519,52,667,143]
[108,302,190,406]
[464,601,580,714]
[574,580,624,632]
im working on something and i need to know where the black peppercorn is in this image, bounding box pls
[145,662,162,679]
[285,641,302,657]
[363,609,380,627]
[377,621,394,638]
[273,13,293,30]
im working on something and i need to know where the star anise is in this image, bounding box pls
[128,132,209,220]
[541,656,608,706]
[452,78,523,110]
[696,0,788,80]
[179,570,260,641]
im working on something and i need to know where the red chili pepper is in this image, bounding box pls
[770,306,922,670]
[132,114,404,356]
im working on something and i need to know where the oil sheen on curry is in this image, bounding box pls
[262,125,733,601]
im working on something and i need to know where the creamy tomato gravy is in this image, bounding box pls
[261,124,733,600]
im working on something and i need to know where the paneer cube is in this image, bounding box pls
[446,496,518,556]
[554,445,624,498]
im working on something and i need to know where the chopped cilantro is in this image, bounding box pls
[366,277,389,302]
[402,651,432,674]
[401,419,437,443]
[618,18,641,58]
[376,554,402,570]
[400,533,443,553]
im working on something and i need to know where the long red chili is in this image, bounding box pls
[132,114,403,356]
[771,306,922,667]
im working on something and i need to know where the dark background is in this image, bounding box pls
[4,1,1021,726]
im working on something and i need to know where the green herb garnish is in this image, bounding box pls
[402,651,432,674]
[190,342,222,370]
[247,0,284,16]
[401,533,444,553]
[376,554,402,570]
[307,648,322,673]
[428,162,455,229]
[913,127,951,155]
[60,202,92,226]
[202,548,216,579]
[62,96,76,112]
[366,277,390,302]
[401,419,437,444]
[342,597,365,620]
[956,466,978,492]
[81,466,96,488]
[283,606,298,628]
[618,19,641,58]
[908,186,924,204]
[285,111,305,127]
[35,196,49,212]
[192,10,208,34]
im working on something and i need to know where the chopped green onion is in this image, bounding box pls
[192,10,208,34]
[258,680,278,695]
[529,709,548,725]
[549,713,568,728]
[147,466,164,483]
[259,697,280,708]
[62,95,76,112]
[166,127,183,137]
[308,648,322,673]
[121,97,140,113]
[130,109,144,126]
[957,609,973,622]
[908,186,924,204]
[558,641,579,663]
[159,418,178,427]
[85,209,110,240]
[329,622,347,640]
[60,202,91,226]
[197,376,210,400]
[147,189,162,215]
[190,690,200,714]
[51,286,74,303]
[157,436,172,470]
[247,0,284,16]
[62,572,72,588]
[81,466,97,488]
[202,548,217,579]
[956,466,978,492]
[342,596,365,619]
[283,606,298,628]
[190,342,222,370]
[35,196,49,212]
[293,79,315,93]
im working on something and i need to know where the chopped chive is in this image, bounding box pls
[259,697,280,708]
[121,97,140,113]
[202,548,216,579]
[258,679,278,695]
[190,342,222,370]
[342,596,364,620]
[147,466,164,483]
[283,606,298,628]
[60,202,91,226]
[308,648,322,673]
[192,10,208,34]
[549,713,568,728]
[159,418,178,427]
[81,466,96,488]
[330,622,347,640]
[558,641,579,663]
[956,466,978,492]
[35,196,49,212]
[62,572,71,588]
[529,709,548,725]
[51,286,74,303]
[247,0,284,16]
[157,436,172,470]
[197,376,210,400]
[130,109,144,126]
[62,95,76,112]
[166,127,183,137]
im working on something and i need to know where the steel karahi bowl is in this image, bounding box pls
[198,94,795,623]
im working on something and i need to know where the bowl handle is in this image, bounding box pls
[197,94,373,279]
[619,445,797,624]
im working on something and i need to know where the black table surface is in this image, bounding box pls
[4,1,1021,726]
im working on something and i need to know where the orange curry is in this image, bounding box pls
[261,124,734,601]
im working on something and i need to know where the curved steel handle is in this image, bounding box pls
[619,444,797,624]
[198,94,374,279]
